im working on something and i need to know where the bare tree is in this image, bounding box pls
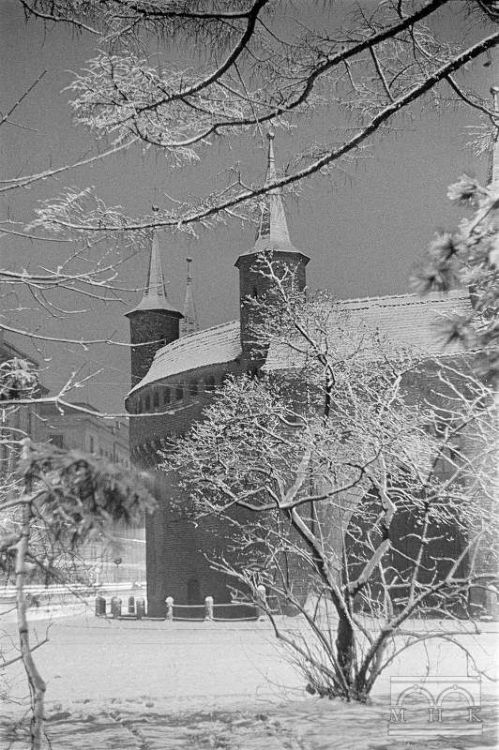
[12,0,498,239]
[0,436,154,749]
[164,263,498,702]
[0,324,153,748]
[1,1,496,392]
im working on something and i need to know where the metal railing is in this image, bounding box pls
[165,595,264,622]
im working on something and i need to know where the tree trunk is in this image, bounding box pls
[16,452,46,749]
[335,611,357,699]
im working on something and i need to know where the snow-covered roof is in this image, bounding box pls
[128,320,241,396]
[127,289,471,397]
[263,289,471,372]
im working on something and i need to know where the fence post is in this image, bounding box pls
[136,598,146,620]
[204,595,214,622]
[256,585,267,620]
[95,595,106,617]
[165,596,174,622]
[110,596,122,619]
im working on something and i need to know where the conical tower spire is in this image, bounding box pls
[235,130,310,371]
[256,129,292,245]
[125,208,182,388]
[180,257,199,336]
[128,209,181,315]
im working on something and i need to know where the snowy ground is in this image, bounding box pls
[1,612,498,749]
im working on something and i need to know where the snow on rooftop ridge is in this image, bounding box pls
[326,288,468,308]
[263,290,471,373]
[128,319,241,396]
[127,289,472,396]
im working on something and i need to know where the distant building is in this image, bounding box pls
[33,402,143,583]
[36,401,130,468]
[124,133,482,617]
[0,337,143,584]
[0,333,47,475]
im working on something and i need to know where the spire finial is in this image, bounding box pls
[266,127,276,185]
[180,257,199,336]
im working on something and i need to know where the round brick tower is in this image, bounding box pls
[125,223,183,616]
[126,231,182,386]
[235,131,309,371]
[125,224,182,440]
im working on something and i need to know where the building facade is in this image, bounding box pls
[0,335,48,476]
[36,401,130,468]
[0,337,142,584]
[125,134,479,617]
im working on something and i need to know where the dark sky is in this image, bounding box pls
[0,1,496,412]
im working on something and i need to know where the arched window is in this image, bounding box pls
[175,384,183,401]
[145,393,151,411]
[190,380,198,397]
[153,390,160,409]
[163,387,171,405]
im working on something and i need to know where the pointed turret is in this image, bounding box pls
[254,129,292,247]
[235,131,309,372]
[236,130,309,265]
[127,221,180,315]
[125,213,182,390]
[235,131,310,371]
[180,257,199,337]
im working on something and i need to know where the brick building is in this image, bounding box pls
[125,133,478,617]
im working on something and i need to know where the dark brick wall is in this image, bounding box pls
[236,252,308,368]
[126,310,181,388]
[127,361,240,450]
[128,361,245,616]
[127,267,477,618]
[145,470,236,616]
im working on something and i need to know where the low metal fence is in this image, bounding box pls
[165,596,261,622]
[95,588,269,621]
